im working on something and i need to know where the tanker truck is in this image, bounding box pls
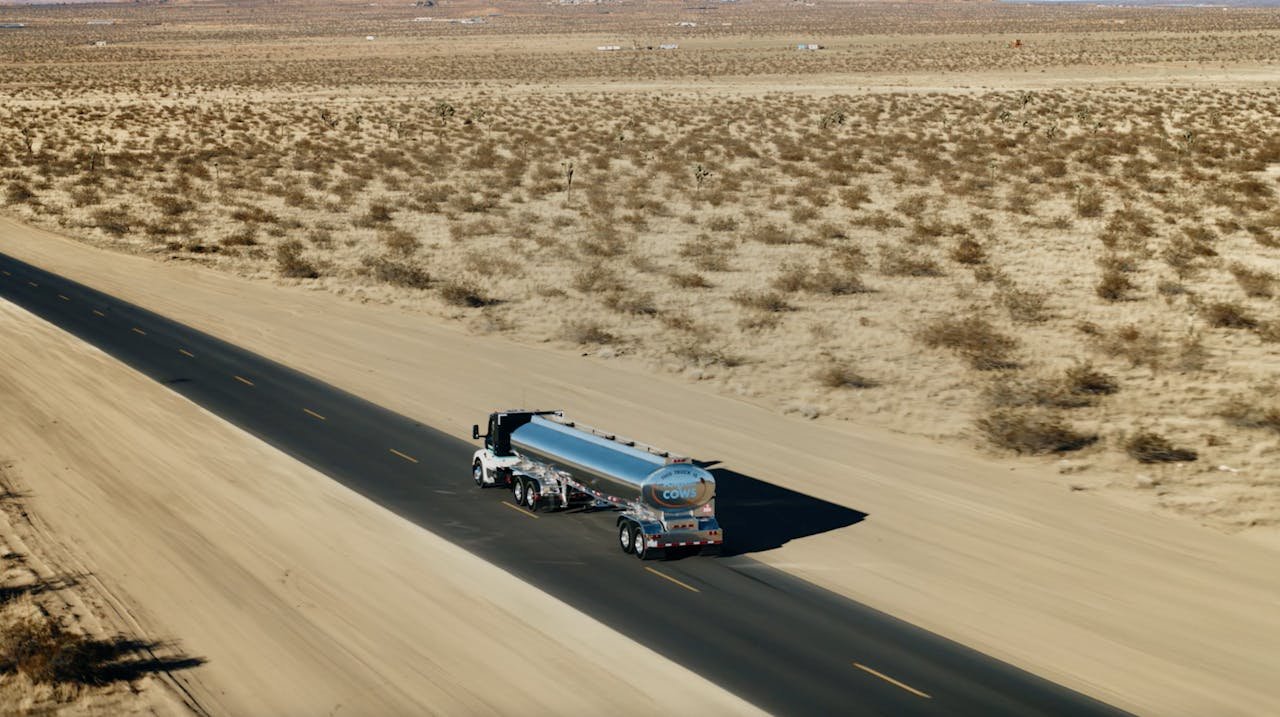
[471,410,723,559]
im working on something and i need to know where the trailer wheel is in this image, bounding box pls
[512,477,525,505]
[633,528,650,560]
[523,479,539,512]
[472,462,485,488]
[619,522,635,554]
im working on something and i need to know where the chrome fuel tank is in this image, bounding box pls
[509,416,715,513]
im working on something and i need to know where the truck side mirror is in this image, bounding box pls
[472,424,481,440]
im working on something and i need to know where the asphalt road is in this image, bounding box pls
[0,252,1129,717]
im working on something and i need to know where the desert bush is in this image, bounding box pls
[1229,263,1276,298]
[815,363,878,389]
[91,206,133,237]
[669,271,711,289]
[950,238,987,265]
[1218,397,1280,433]
[0,616,113,686]
[977,409,1097,454]
[998,284,1049,323]
[918,314,1018,370]
[731,290,792,313]
[603,290,658,316]
[1075,186,1104,218]
[1125,431,1197,463]
[706,215,738,232]
[439,279,492,308]
[1096,269,1135,301]
[1063,363,1119,395]
[746,222,795,245]
[562,319,615,344]
[381,228,419,256]
[571,262,625,294]
[366,257,430,289]
[880,247,944,277]
[4,182,35,205]
[275,239,318,279]
[1095,325,1162,369]
[1202,301,1258,329]
[771,262,811,293]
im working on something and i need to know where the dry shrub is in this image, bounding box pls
[1229,263,1276,298]
[950,237,987,265]
[275,239,318,279]
[985,374,1096,410]
[563,319,615,345]
[439,279,492,307]
[731,290,792,313]
[1125,431,1197,463]
[91,206,133,237]
[1,617,100,686]
[381,228,419,256]
[1095,325,1162,369]
[998,284,1049,324]
[880,247,944,277]
[669,271,711,289]
[746,222,795,245]
[1218,397,1280,433]
[603,290,658,316]
[366,257,430,289]
[4,182,35,205]
[571,262,625,294]
[678,234,733,272]
[1075,186,1105,218]
[918,315,1018,370]
[815,363,878,389]
[1064,363,1119,395]
[977,409,1097,454]
[1202,301,1258,329]
[706,215,738,232]
[1096,269,1135,301]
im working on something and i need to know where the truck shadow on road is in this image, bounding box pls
[700,463,867,556]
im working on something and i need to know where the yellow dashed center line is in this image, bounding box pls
[501,501,538,519]
[234,375,255,386]
[92,310,105,317]
[131,327,146,336]
[644,567,700,593]
[303,408,326,421]
[57,294,70,302]
[852,663,931,699]
[27,281,38,288]
[1,270,10,276]
[178,348,195,358]
[389,448,418,464]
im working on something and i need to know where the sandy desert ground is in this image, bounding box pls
[3,0,1280,714]
[3,216,1280,716]
[3,0,1280,540]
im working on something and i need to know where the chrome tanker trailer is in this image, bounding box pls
[471,410,722,559]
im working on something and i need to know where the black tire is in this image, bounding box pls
[633,526,649,560]
[473,462,485,488]
[512,477,524,505]
[523,479,539,511]
[619,522,635,554]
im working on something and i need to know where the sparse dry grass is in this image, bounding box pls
[3,0,1280,533]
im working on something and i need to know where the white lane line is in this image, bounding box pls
[178,348,195,358]
[131,327,146,336]
[501,501,538,519]
[303,408,326,421]
[234,375,255,386]
[852,663,932,699]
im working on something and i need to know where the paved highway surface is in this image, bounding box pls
[0,252,1129,717]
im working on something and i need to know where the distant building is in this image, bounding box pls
[596,45,622,51]
[797,43,821,51]
[92,40,107,46]
[676,21,697,27]
[658,43,678,50]
[0,23,26,29]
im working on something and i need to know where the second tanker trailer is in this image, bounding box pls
[471,410,723,559]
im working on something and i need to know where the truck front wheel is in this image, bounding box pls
[619,522,635,554]
[473,462,485,488]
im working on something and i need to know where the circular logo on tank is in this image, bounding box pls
[642,465,715,510]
